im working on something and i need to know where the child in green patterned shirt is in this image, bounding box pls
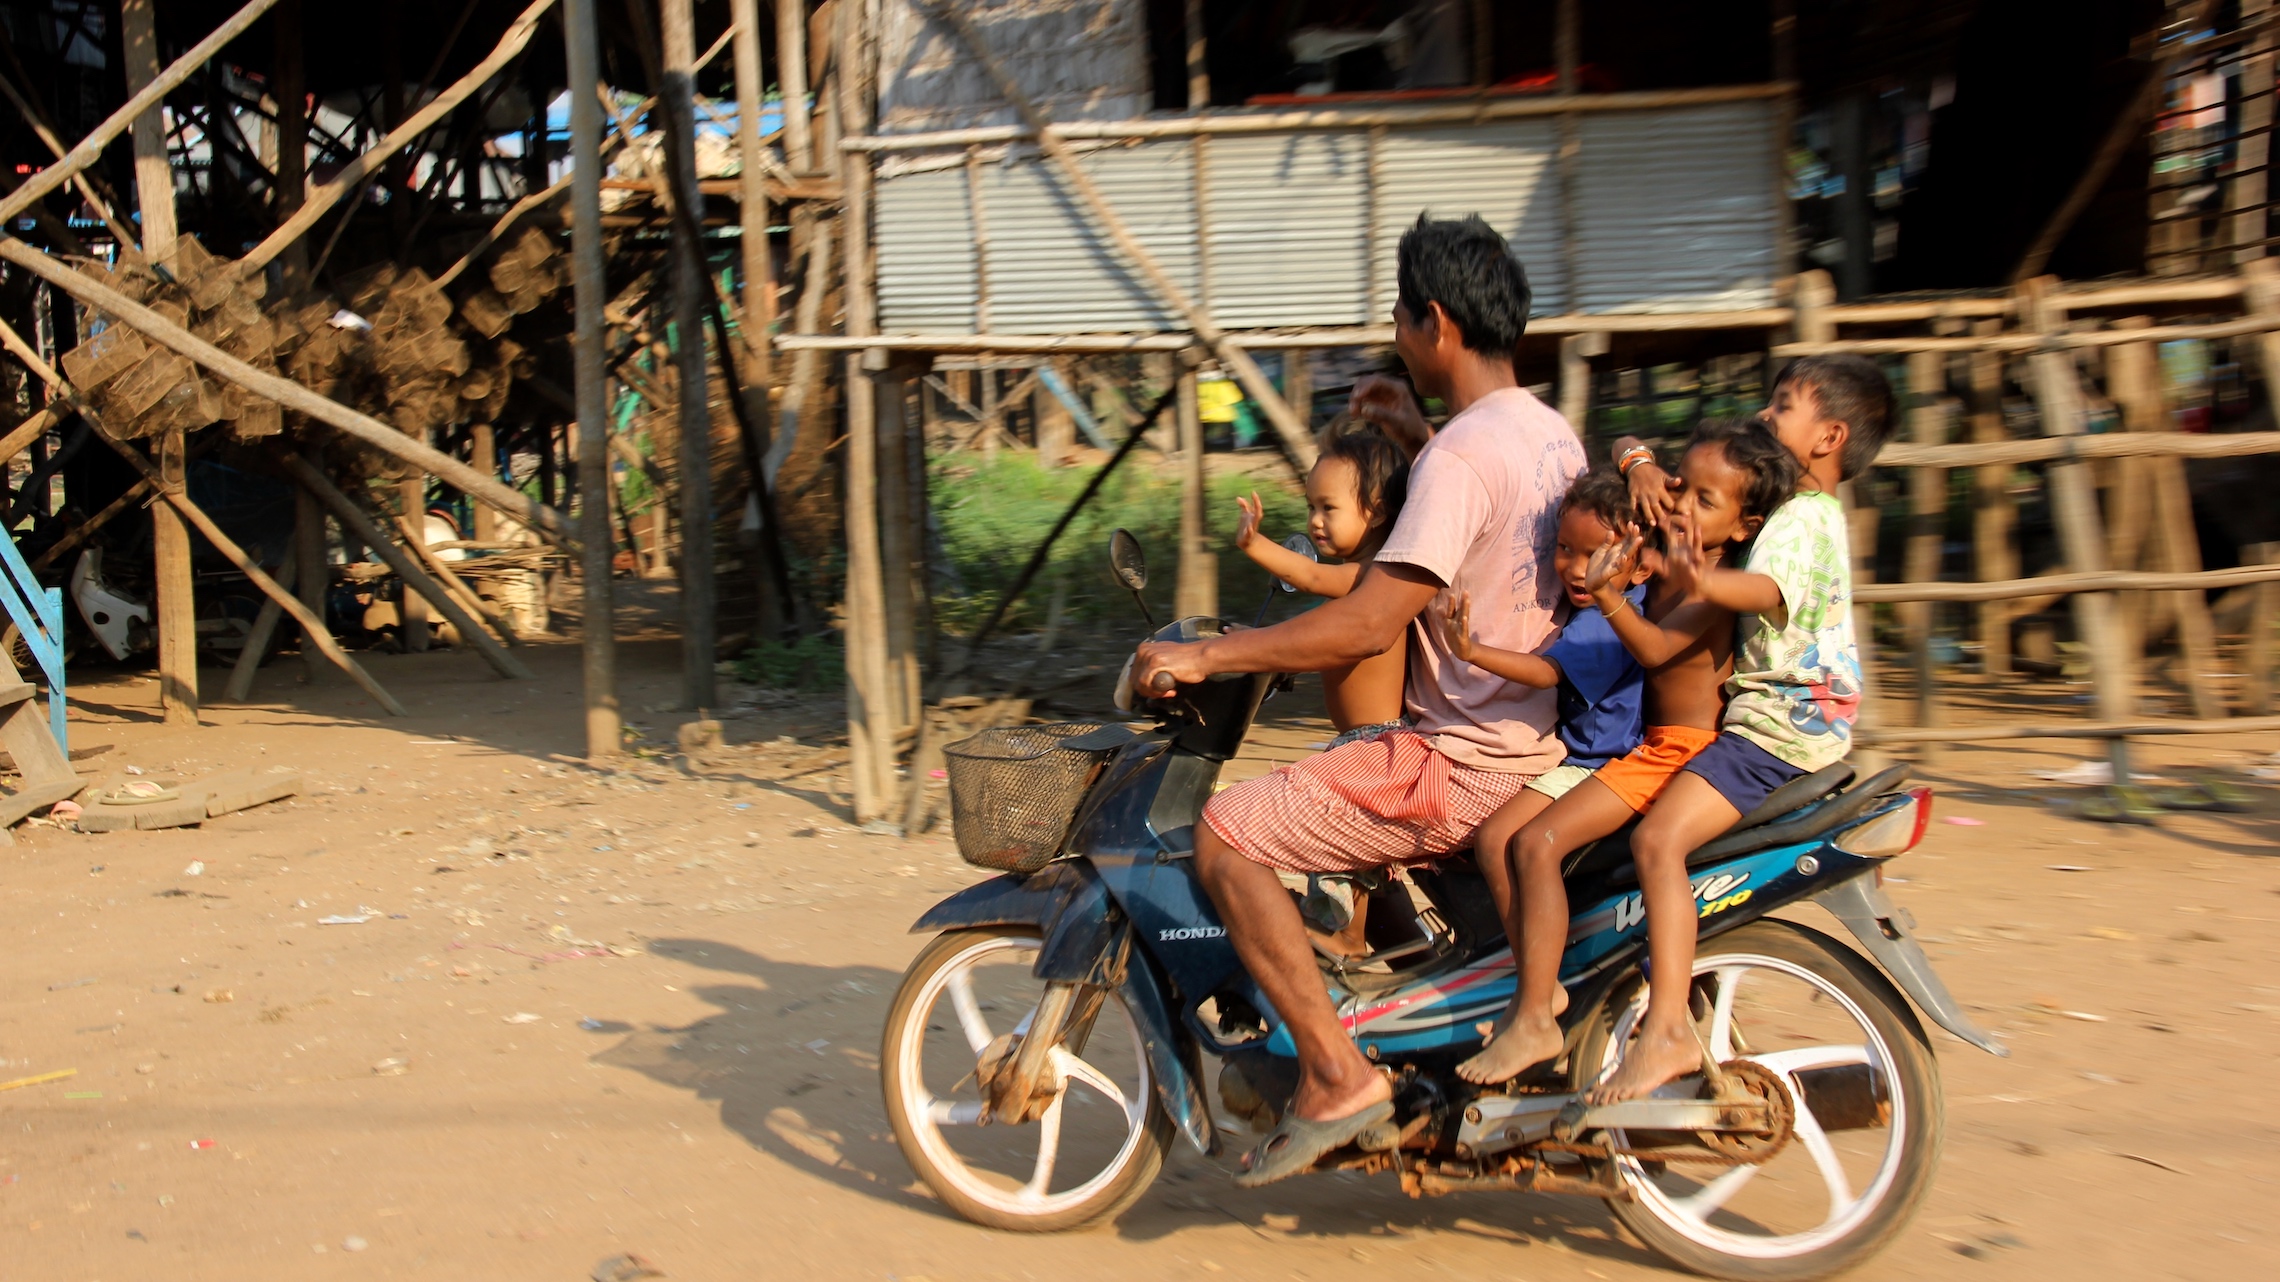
[1589,354,1896,1105]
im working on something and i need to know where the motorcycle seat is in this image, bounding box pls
[1559,761,1904,885]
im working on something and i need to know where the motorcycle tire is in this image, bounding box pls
[1574,919,1943,1282]
[881,927,1174,1233]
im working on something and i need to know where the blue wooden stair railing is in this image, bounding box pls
[0,524,66,748]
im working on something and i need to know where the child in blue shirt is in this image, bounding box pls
[1440,469,1650,942]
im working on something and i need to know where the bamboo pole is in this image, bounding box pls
[399,464,431,653]
[913,0,1315,474]
[2108,316,2222,718]
[1875,430,2280,468]
[223,557,294,702]
[1779,316,2280,355]
[2023,277,2136,779]
[1856,564,2280,602]
[841,83,1794,152]
[0,0,279,227]
[662,0,718,713]
[776,0,813,171]
[1185,0,1210,108]
[2249,542,2279,715]
[877,371,920,733]
[566,0,619,761]
[0,237,575,546]
[29,479,152,575]
[839,0,896,825]
[230,0,559,279]
[280,454,533,681]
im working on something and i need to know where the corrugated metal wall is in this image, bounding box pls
[873,100,1779,334]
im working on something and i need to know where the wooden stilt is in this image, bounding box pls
[399,468,430,653]
[662,0,717,711]
[839,0,897,824]
[2108,317,2222,717]
[469,423,498,541]
[731,0,784,640]
[1558,332,1606,439]
[773,0,813,172]
[271,0,308,283]
[2023,277,2136,778]
[1282,348,1312,437]
[294,457,328,683]
[877,373,920,734]
[1902,350,1946,756]
[123,0,195,727]
[2249,541,2279,714]
[1967,319,2016,677]
[1034,363,1074,466]
[566,0,620,759]
[1176,359,1217,618]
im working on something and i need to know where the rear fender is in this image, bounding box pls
[1816,871,2007,1056]
[910,863,1217,1154]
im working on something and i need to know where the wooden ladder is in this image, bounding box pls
[0,651,79,827]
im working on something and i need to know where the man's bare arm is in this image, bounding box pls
[1134,561,1441,688]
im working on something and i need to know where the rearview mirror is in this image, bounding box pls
[1277,533,1316,591]
[1109,529,1148,591]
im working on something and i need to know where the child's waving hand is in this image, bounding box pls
[1584,526,1646,600]
[1439,589,1478,663]
[1233,491,1264,551]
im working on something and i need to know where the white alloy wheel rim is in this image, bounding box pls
[897,936,1153,1218]
[1598,952,1908,1260]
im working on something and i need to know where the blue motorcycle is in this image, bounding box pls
[882,533,2004,1280]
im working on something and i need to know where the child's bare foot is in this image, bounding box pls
[1455,986,1568,1085]
[1585,1019,1704,1104]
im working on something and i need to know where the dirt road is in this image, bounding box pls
[2,627,2276,1280]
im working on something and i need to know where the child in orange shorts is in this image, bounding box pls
[1456,419,1800,1084]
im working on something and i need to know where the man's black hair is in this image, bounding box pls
[1687,418,1800,522]
[1559,468,1636,532]
[1773,354,1897,480]
[1394,215,1532,358]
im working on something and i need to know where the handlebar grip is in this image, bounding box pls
[1148,670,1178,694]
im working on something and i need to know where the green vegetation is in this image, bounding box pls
[731,633,845,691]
[928,452,1309,636]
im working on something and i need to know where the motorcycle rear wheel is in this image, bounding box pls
[1575,919,1943,1282]
[881,928,1173,1232]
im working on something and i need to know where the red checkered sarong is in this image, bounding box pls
[1201,730,1535,873]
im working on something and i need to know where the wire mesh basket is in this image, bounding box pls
[942,722,1117,873]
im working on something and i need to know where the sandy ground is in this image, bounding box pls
[2,603,2277,1281]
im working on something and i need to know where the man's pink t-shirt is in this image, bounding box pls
[1374,386,1586,774]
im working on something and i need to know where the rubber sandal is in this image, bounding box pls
[1232,1099,1393,1189]
[95,779,181,806]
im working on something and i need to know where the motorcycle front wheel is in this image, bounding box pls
[881,928,1173,1232]
[1574,919,1944,1282]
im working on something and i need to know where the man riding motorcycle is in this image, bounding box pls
[1133,215,1585,1186]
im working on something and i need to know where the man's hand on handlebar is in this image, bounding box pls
[1133,638,1214,697]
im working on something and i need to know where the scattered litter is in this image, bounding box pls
[48,977,96,991]
[2081,1071,2123,1085]
[203,989,232,1003]
[1940,816,1986,826]
[503,1012,542,1024]
[94,779,180,806]
[408,739,457,746]
[803,1038,830,1054]
[928,768,947,779]
[2115,1151,2188,1175]
[592,1253,666,1282]
[2060,1010,2107,1022]
[63,1091,102,1099]
[183,861,203,876]
[2047,865,2094,872]
[327,309,373,333]
[316,913,373,926]
[2089,927,2135,941]
[580,1017,605,1030]
[342,1236,368,1252]
[371,1058,409,1077]
[0,1068,75,1093]
[124,765,145,776]
[188,1139,215,1150]
[50,799,80,822]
